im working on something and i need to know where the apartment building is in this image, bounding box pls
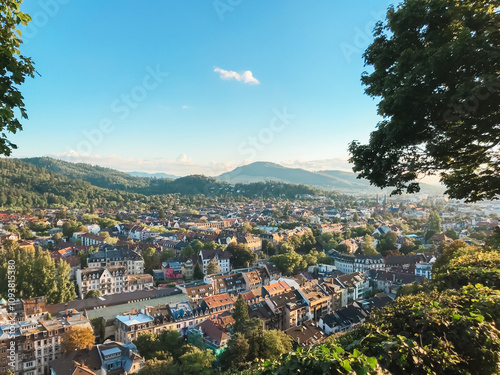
[87,245,144,275]
[0,300,92,375]
[76,267,153,299]
[199,249,231,274]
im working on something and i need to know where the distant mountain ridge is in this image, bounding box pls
[17,157,324,199]
[19,157,444,197]
[216,161,445,195]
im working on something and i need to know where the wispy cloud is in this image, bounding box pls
[181,105,191,109]
[51,151,240,176]
[214,67,260,85]
[49,151,354,176]
[280,157,353,172]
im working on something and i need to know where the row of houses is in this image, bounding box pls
[330,250,435,279]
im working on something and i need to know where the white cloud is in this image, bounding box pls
[214,67,260,85]
[280,157,352,172]
[49,152,354,177]
[181,105,191,109]
[51,151,239,176]
[176,153,191,163]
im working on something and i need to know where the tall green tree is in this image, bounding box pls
[0,0,36,156]
[206,258,220,275]
[48,260,76,304]
[181,245,196,258]
[232,294,249,333]
[427,210,442,234]
[227,243,257,269]
[32,248,57,298]
[179,346,215,375]
[348,0,500,202]
[193,261,204,280]
[85,290,101,299]
[220,333,249,370]
[360,235,378,255]
[20,226,34,239]
[444,228,459,240]
[191,239,203,252]
[376,232,399,256]
[270,251,307,276]
[158,329,185,359]
[221,318,292,371]
[134,332,159,360]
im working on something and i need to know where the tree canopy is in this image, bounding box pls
[259,237,500,374]
[0,0,35,156]
[0,240,75,303]
[61,326,94,353]
[348,0,500,202]
[134,331,214,375]
[227,243,257,269]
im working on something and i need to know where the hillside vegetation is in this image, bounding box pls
[251,235,500,375]
[1,158,331,210]
[0,158,151,209]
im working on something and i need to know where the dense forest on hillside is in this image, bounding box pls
[0,158,334,210]
[0,158,153,209]
[21,157,155,191]
[20,157,326,198]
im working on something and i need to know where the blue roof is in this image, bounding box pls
[169,301,193,319]
[116,314,153,326]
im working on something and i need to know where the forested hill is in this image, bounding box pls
[0,158,152,209]
[1,158,328,209]
[19,157,326,198]
[20,157,155,191]
[217,161,445,195]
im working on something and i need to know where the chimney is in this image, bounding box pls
[129,313,131,320]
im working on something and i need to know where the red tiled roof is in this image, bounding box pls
[203,293,233,309]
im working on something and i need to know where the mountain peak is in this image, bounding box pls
[218,161,444,195]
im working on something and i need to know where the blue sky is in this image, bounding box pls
[12,0,395,176]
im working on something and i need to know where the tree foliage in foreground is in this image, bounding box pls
[256,236,500,374]
[348,0,500,202]
[333,285,500,375]
[0,0,35,156]
[220,318,292,372]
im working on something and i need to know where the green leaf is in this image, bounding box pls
[366,357,378,369]
[341,359,352,372]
